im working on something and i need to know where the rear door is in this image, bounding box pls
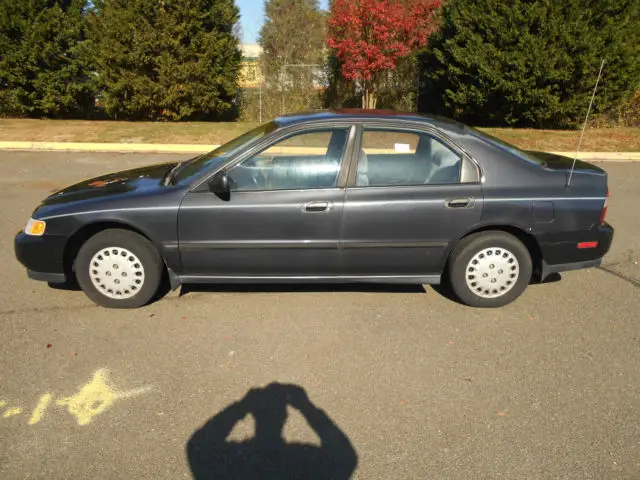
[178,125,355,277]
[339,124,483,277]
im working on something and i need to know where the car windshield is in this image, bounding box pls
[172,121,278,184]
[464,126,547,166]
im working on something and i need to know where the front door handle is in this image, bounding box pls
[446,197,474,208]
[303,201,330,212]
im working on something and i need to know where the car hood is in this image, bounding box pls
[41,162,178,207]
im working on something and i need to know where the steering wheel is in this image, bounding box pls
[252,155,276,189]
[250,170,261,189]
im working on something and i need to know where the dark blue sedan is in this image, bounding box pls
[15,110,613,308]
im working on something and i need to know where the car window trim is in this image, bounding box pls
[189,122,357,192]
[344,120,482,188]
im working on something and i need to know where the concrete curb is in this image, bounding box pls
[0,141,639,162]
[553,152,640,162]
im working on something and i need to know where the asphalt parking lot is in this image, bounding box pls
[1,151,639,479]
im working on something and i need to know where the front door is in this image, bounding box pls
[339,125,483,277]
[178,127,353,277]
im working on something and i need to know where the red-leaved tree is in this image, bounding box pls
[327,0,441,109]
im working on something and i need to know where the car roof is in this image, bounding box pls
[274,109,467,132]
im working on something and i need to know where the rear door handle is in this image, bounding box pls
[446,197,474,208]
[303,201,330,212]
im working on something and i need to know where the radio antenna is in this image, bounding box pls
[567,59,605,187]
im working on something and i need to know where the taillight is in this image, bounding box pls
[600,188,609,224]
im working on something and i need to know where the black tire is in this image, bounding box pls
[75,229,164,308]
[447,231,532,308]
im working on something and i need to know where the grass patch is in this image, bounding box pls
[0,118,638,151]
[0,119,261,145]
[481,127,640,152]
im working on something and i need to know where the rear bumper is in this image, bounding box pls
[541,258,602,279]
[15,231,67,284]
[539,223,613,280]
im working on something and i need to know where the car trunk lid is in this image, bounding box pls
[525,151,606,175]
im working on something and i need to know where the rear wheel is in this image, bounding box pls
[448,231,532,308]
[75,229,163,308]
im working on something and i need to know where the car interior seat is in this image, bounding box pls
[356,149,369,186]
[424,139,462,184]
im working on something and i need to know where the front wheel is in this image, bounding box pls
[447,231,532,308]
[75,229,163,308]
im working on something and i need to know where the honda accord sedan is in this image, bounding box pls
[15,110,614,308]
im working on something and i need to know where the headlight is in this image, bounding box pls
[24,218,46,236]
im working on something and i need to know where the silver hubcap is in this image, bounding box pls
[465,247,519,299]
[89,247,145,300]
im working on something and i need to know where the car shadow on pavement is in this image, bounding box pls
[530,272,562,285]
[433,272,562,303]
[48,278,81,291]
[186,383,358,480]
[180,282,426,296]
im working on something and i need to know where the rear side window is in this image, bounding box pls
[356,128,463,187]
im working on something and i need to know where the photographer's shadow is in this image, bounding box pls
[187,383,358,480]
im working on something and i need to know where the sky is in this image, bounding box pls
[237,0,329,44]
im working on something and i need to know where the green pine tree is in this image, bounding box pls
[0,0,94,118]
[88,0,241,121]
[419,0,640,128]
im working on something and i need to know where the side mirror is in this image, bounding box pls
[208,171,230,195]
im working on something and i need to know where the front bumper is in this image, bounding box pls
[539,222,614,280]
[27,269,67,283]
[15,231,68,284]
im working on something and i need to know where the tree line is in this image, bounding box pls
[1,0,638,128]
[0,0,241,121]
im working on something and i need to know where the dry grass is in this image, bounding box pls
[0,119,639,151]
[0,119,260,145]
[481,127,640,152]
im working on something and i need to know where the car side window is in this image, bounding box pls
[228,128,349,191]
[356,128,463,187]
